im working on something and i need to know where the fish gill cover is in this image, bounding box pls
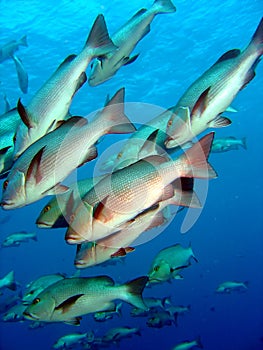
[0,0,262,349]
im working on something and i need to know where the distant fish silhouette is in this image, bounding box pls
[12,55,28,94]
[0,35,27,63]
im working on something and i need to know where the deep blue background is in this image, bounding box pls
[0,0,262,349]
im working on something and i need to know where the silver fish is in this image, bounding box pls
[172,336,203,350]
[211,136,247,153]
[0,271,18,291]
[1,88,135,209]
[66,133,216,244]
[53,331,94,349]
[165,17,263,148]
[12,55,28,94]
[2,231,37,247]
[0,35,27,63]
[102,326,141,343]
[88,0,176,86]
[23,275,148,324]
[215,281,248,294]
[13,14,117,159]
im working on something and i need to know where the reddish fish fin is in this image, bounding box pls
[26,146,46,184]
[93,198,108,221]
[111,248,127,258]
[17,99,34,129]
[55,294,84,313]
[191,87,210,118]
[125,247,135,253]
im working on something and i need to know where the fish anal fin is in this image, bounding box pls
[55,294,84,313]
[111,248,127,258]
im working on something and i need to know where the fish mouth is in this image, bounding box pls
[23,311,40,321]
[0,200,16,210]
[74,260,87,268]
[35,220,52,228]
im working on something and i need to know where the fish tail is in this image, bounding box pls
[241,137,247,150]
[152,0,176,14]
[179,133,218,179]
[5,271,17,291]
[97,87,136,134]
[121,276,148,310]
[19,35,28,47]
[196,335,204,349]
[250,17,263,54]
[85,14,116,56]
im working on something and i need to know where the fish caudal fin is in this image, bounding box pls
[121,276,148,310]
[85,14,117,56]
[152,0,176,14]
[250,17,263,54]
[5,271,17,291]
[180,132,217,179]
[19,35,28,47]
[241,137,247,150]
[98,88,136,134]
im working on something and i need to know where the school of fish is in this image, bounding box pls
[0,0,262,348]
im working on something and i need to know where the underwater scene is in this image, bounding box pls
[0,0,263,349]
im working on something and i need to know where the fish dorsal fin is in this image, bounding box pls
[191,87,210,118]
[130,8,147,21]
[138,129,160,159]
[0,146,12,155]
[17,99,34,129]
[55,116,88,131]
[26,146,46,184]
[55,294,84,313]
[213,49,241,65]
[95,275,115,286]
[57,54,77,71]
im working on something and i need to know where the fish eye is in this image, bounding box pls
[3,180,9,190]
[44,205,51,213]
[32,298,40,304]
[153,265,160,272]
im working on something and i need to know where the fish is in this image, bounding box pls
[0,35,27,63]
[0,108,21,137]
[13,14,117,160]
[215,281,248,294]
[172,336,203,350]
[36,175,104,229]
[93,302,122,322]
[2,231,37,247]
[23,275,148,324]
[165,17,263,148]
[0,271,19,291]
[2,303,27,322]
[22,273,66,304]
[146,310,177,328]
[148,243,198,284]
[3,94,11,113]
[88,0,176,86]
[74,177,201,268]
[53,331,94,349]
[102,326,141,343]
[211,136,247,153]
[12,55,28,94]
[1,88,136,210]
[130,296,170,317]
[165,304,191,316]
[66,132,216,244]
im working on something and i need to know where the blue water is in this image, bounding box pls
[0,0,263,349]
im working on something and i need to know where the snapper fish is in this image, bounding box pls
[148,243,198,284]
[53,331,94,349]
[215,281,248,294]
[1,88,135,210]
[102,326,141,343]
[172,337,203,350]
[23,275,148,324]
[0,271,19,291]
[12,55,28,94]
[88,0,176,86]
[165,17,263,148]
[74,178,201,268]
[2,231,37,247]
[211,136,247,153]
[13,14,117,159]
[66,133,216,244]
[0,35,27,63]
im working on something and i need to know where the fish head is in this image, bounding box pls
[74,242,96,268]
[88,58,112,86]
[148,260,171,284]
[1,170,26,209]
[23,293,55,321]
[36,197,67,228]
[22,287,42,304]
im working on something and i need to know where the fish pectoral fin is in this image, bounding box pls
[64,316,82,326]
[191,87,210,119]
[26,146,46,184]
[17,99,35,129]
[75,71,87,92]
[123,54,140,66]
[55,294,85,314]
[41,183,70,196]
[77,146,98,168]
[208,116,232,128]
